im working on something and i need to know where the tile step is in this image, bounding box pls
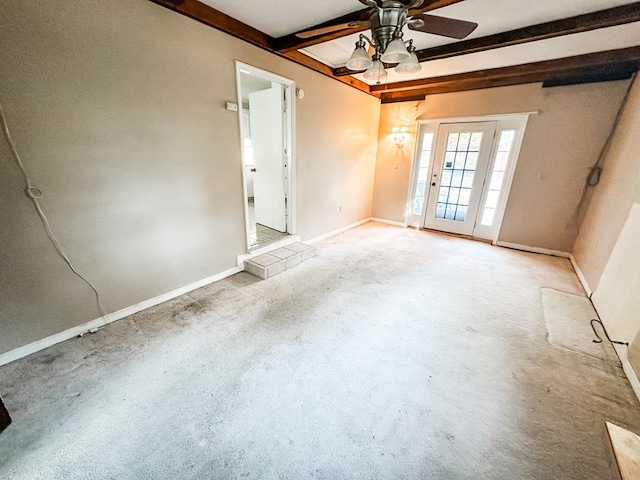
[244,242,316,280]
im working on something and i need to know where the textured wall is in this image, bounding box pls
[0,0,380,354]
[572,78,640,344]
[572,78,640,292]
[371,82,629,252]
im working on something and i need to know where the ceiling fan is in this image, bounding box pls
[296,0,478,82]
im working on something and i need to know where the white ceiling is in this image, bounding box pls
[199,0,360,38]
[202,0,640,85]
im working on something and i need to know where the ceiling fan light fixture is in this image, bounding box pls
[363,57,388,84]
[395,51,421,74]
[380,38,411,64]
[346,45,373,71]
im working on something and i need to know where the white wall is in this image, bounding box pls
[0,0,380,354]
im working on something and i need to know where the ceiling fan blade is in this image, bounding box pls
[358,0,383,7]
[408,13,478,39]
[295,20,370,39]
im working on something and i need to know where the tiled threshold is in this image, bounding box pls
[244,243,316,280]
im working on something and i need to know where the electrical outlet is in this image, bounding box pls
[225,102,238,112]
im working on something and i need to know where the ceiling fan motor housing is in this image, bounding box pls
[370,1,408,52]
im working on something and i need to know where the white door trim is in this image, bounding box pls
[407,114,531,243]
[235,62,297,252]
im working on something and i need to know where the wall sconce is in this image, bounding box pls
[391,126,409,150]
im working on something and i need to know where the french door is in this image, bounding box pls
[408,115,528,241]
[424,122,497,236]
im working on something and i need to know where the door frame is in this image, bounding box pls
[235,62,297,252]
[406,113,533,243]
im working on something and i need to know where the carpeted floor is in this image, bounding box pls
[1,223,638,479]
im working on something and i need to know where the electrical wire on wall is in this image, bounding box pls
[568,72,637,230]
[0,99,110,325]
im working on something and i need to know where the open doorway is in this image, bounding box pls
[236,63,296,251]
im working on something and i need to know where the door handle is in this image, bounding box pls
[250,168,256,172]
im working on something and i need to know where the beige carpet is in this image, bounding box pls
[1,223,639,479]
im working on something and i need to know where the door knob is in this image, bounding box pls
[431,182,437,186]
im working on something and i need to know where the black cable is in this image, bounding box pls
[590,319,628,347]
[568,73,637,229]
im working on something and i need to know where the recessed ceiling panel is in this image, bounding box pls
[352,23,640,85]
[303,0,638,68]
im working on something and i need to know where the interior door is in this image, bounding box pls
[423,122,497,235]
[249,85,286,232]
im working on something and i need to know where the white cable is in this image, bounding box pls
[0,99,110,323]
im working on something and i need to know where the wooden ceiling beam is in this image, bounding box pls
[148,0,377,96]
[376,46,640,102]
[334,2,640,76]
[273,0,468,54]
[149,0,275,49]
[282,51,376,94]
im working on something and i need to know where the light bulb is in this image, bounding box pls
[363,59,387,83]
[380,38,410,63]
[395,52,422,74]
[346,46,373,71]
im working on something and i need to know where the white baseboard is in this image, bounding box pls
[569,254,593,298]
[495,241,570,258]
[370,217,406,227]
[305,218,371,244]
[613,343,640,405]
[0,265,242,367]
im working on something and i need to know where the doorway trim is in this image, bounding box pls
[235,61,297,252]
[406,113,533,244]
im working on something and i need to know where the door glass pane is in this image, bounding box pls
[439,187,450,202]
[447,133,459,150]
[469,132,482,151]
[435,130,483,222]
[412,132,435,215]
[461,171,474,188]
[457,132,471,151]
[459,188,471,206]
[451,170,463,187]
[454,152,467,169]
[480,130,515,226]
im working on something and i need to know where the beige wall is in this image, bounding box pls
[572,78,640,292]
[0,0,380,354]
[372,82,630,252]
[592,203,640,343]
[572,77,640,346]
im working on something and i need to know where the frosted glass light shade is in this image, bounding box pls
[380,38,410,63]
[363,60,387,83]
[395,52,422,74]
[346,47,373,71]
